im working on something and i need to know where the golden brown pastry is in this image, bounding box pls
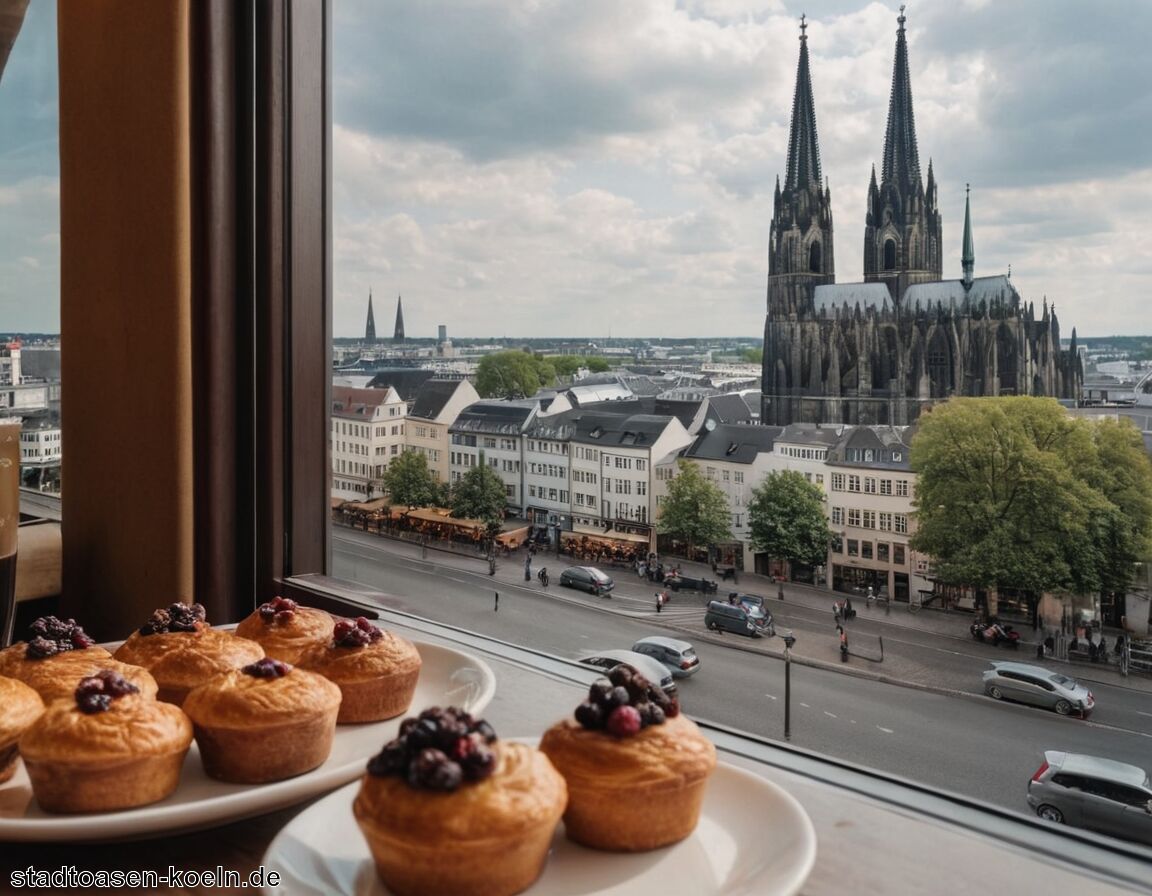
[182,657,341,783]
[19,670,192,813]
[540,664,716,851]
[233,596,335,664]
[0,616,158,704]
[354,707,566,896]
[0,676,44,783]
[113,602,264,705]
[298,617,421,723]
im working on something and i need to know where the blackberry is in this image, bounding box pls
[26,636,59,659]
[366,707,499,790]
[242,657,292,679]
[73,671,138,712]
[77,693,112,714]
[460,743,496,780]
[367,741,408,777]
[24,616,94,658]
[588,679,613,704]
[575,701,604,730]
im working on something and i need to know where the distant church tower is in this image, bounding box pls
[364,290,377,342]
[863,5,942,302]
[393,295,405,343]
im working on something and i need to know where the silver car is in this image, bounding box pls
[982,662,1095,716]
[559,566,615,596]
[631,636,700,678]
[578,649,677,696]
[1027,751,1152,845]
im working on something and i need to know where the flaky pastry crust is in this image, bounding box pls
[0,646,157,704]
[299,630,421,723]
[19,693,192,813]
[234,606,335,664]
[183,666,341,783]
[354,742,567,896]
[113,628,264,705]
[539,712,716,851]
[0,676,44,784]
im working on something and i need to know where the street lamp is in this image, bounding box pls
[781,631,796,740]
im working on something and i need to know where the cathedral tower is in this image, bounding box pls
[393,295,405,343]
[762,16,835,425]
[365,290,376,342]
[863,6,942,302]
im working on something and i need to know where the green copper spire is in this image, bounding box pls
[961,183,974,288]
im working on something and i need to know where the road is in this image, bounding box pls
[333,531,1152,817]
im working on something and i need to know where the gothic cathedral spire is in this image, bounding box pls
[762,15,835,425]
[393,295,405,343]
[365,289,376,342]
[863,5,942,302]
[961,184,975,288]
[765,14,834,320]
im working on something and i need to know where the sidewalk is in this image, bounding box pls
[334,524,1152,697]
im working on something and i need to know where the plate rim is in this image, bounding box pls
[0,640,496,843]
[262,754,818,896]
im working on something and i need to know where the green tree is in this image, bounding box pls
[910,397,1152,613]
[657,459,732,558]
[474,350,556,398]
[380,449,437,508]
[741,347,763,365]
[585,356,610,373]
[549,355,583,378]
[747,471,831,568]
[450,454,508,524]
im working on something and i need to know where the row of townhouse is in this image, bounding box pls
[329,377,929,602]
[678,421,932,602]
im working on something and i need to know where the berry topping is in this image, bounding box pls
[140,602,207,635]
[574,665,679,736]
[25,616,95,659]
[74,670,140,713]
[257,596,298,623]
[242,657,292,679]
[332,616,384,648]
[367,707,497,791]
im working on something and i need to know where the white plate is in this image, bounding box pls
[0,641,495,842]
[262,758,817,896]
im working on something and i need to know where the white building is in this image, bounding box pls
[448,401,537,514]
[523,412,576,542]
[330,384,407,501]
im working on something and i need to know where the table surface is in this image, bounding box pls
[1,613,1148,895]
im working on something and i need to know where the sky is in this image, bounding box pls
[1,2,1149,340]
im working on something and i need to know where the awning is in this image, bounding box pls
[608,530,650,544]
[344,497,390,513]
[405,507,484,530]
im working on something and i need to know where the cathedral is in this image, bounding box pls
[760,8,1083,426]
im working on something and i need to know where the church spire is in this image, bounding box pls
[961,184,975,288]
[365,289,376,342]
[784,14,822,192]
[393,295,405,343]
[881,5,921,193]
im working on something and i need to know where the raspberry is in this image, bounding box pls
[243,658,291,678]
[605,704,642,738]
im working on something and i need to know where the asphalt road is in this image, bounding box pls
[333,531,1152,820]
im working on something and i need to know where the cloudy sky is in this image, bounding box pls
[2,2,1149,340]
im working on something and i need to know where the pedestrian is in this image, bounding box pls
[488,554,496,576]
[524,555,531,582]
[655,592,664,613]
[778,582,785,601]
[838,625,848,661]
[494,591,499,612]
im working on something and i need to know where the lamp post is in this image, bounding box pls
[782,631,796,740]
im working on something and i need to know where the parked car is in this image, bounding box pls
[577,649,677,696]
[729,593,775,635]
[559,566,615,596]
[982,662,1095,716]
[1027,751,1152,845]
[704,600,762,638]
[631,636,700,678]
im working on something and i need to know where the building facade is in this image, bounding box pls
[405,378,481,483]
[330,384,407,500]
[448,401,536,514]
[761,11,1082,427]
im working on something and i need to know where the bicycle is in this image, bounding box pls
[537,568,549,587]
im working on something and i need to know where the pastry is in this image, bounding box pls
[113,602,264,705]
[0,616,158,704]
[233,596,335,664]
[354,707,567,896]
[540,663,716,851]
[0,676,44,783]
[19,670,193,813]
[298,617,421,723]
[182,657,341,783]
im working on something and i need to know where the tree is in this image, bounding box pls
[474,350,556,398]
[380,449,437,508]
[747,471,832,568]
[451,454,508,524]
[657,459,732,558]
[742,347,763,365]
[910,397,1152,614]
[549,355,611,379]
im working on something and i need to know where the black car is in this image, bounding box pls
[559,566,615,596]
[729,593,775,634]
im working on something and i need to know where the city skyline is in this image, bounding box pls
[2,2,1150,340]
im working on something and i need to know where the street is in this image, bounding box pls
[333,530,1152,819]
